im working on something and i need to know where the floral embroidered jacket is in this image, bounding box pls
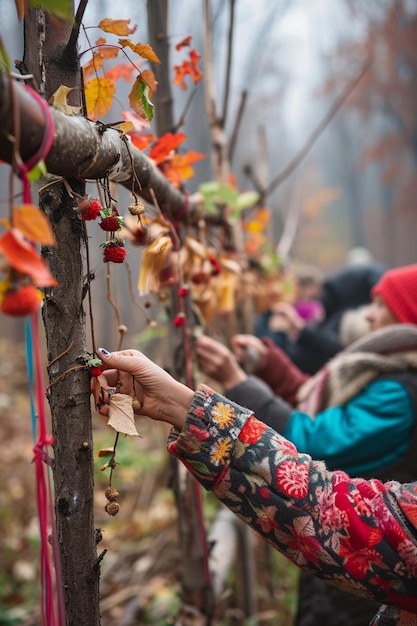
[167,384,417,625]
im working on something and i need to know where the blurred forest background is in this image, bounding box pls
[0,0,417,624]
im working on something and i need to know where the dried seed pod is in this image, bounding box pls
[104,486,120,502]
[132,397,142,412]
[105,501,120,516]
[128,199,145,216]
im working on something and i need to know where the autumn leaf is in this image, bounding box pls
[118,39,160,63]
[175,35,192,51]
[98,18,137,36]
[149,132,187,164]
[14,0,27,20]
[141,69,158,95]
[104,63,137,84]
[128,76,154,122]
[13,204,56,246]
[49,85,82,115]
[173,49,203,90]
[84,77,116,120]
[107,393,141,436]
[0,229,58,286]
[98,448,115,458]
[104,121,133,136]
[82,52,104,80]
[160,152,205,186]
[129,132,156,152]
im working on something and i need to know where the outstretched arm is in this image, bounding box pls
[97,347,417,614]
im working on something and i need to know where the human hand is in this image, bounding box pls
[194,335,247,390]
[231,334,268,373]
[97,348,194,430]
[269,302,306,335]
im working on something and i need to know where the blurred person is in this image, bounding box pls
[96,271,417,626]
[255,262,386,375]
[193,263,417,626]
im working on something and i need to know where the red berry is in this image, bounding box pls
[99,215,122,232]
[89,366,103,377]
[1,284,41,316]
[103,245,127,263]
[173,313,186,327]
[80,200,102,221]
[178,287,189,297]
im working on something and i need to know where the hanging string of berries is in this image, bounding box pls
[76,195,128,265]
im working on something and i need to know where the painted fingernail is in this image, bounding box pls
[98,347,111,357]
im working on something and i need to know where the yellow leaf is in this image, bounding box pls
[118,39,161,63]
[110,121,134,135]
[48,86,82,115]
[13,204,56,246]
[84,77,115,120]
[138,236,172,295]
[99,18,137,36]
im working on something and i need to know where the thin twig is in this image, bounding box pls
[220,0,236,127]
[266,59,373,195]
[66,0,89,59]
[228,89,247,163]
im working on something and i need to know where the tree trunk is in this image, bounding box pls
[23,7,100,626]
[147,4,215,623]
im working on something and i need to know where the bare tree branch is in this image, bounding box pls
[266,59,373,195]
[0,71,195,218]
[220,0,236,127]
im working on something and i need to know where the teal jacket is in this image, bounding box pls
[227,376,414,477]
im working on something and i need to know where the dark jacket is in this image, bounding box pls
[254,263,386,375]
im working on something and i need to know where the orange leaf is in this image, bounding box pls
[173,49,203,90]
[96,44,119,60]
[118,39,160,63]
[160,152,204,186]
[0,229,58,287]
[175,35,192,51]
[84,77,115,120]
[149,132,187,164]
[13,204,56,246]
[129,132,156,151]
[104,63,137,84]
[82,52,104,80]
[14,0,27,20]
[98,18,137,36]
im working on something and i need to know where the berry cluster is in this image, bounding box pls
[78,197,127,264]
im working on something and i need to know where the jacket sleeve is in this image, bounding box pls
[254,337,309,405]
[225,375,293,434]
[167,384,417,613]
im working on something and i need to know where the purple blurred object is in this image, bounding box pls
[295,300,324,322]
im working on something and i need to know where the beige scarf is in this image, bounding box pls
[297,324,417,415]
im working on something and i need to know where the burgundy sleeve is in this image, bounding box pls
[254,337,310,406]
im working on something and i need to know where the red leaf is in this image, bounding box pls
[149,132,187,164]
[175,35,192,51]
[0,229,58,286]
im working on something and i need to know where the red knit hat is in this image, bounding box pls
[372,264,417,325]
